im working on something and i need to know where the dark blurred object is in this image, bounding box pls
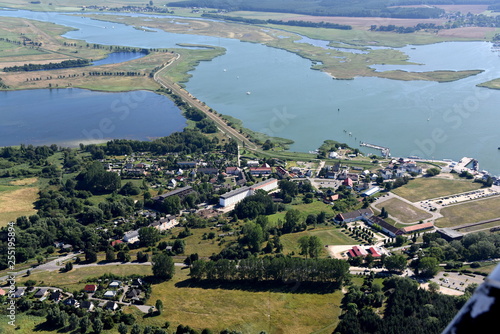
[442,264,500,333]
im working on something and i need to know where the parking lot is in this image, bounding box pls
[430,271,485,293]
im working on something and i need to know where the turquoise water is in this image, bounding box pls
[1,9,500,174]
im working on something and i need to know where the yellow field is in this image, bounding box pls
[143,270,342,334]
[436,196,500,228]
[0,186,38,226]
[375,197,432,223]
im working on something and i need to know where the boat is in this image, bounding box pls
[246,91,251,95]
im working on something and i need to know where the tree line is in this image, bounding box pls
[173,0,444,18]
[201,13,352,30]
[3,59,91,72]
[190,256,350,284]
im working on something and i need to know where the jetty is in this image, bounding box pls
[453,157,478,173]
[360,142,391,157]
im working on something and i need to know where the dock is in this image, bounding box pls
[453,157,478,173]
[360,142,391,157]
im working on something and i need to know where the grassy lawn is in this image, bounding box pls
[267,199,333,224]
[391,177,482,202]
[140,269,343,334]
[375,197,432,223]
[16,264,152,293]
[436,196,500,228]
[176,226,238,258]
[281,226,358,256]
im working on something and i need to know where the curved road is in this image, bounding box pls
[153,53,258,151]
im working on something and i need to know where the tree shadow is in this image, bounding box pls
[174,278,342,294]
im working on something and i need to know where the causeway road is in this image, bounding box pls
[154,53,258,151]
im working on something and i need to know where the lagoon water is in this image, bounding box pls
[0,88,186,147]
[1,9,500,174]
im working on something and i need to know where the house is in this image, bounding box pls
[50,290,63,302]
[225,167,241,175]
[334,208,373,223]
[103,290,117,299]
[63,298,80,308]
[34,288,48,298]
[275,166,289,179]
[105,301,119,311]
[81,300,95,311]
[131,278,143,287]
[246,160,260,167]
[0,288,6,296]
[249,165,272,176]
[347,246,368,257]
[168,179,177,188]
[150,215,178,231]
[125,288,142,303]
[343,177,353,188]
[13,287,25,298]
[110,240,123,247]
[84,284,98,293]
[108,280,121,288]
[123,230,139,244]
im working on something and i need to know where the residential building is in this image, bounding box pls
[150,215,178,231]
[84,284,98,293]
[123,230,139,244]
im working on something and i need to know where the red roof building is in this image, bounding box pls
[84,284,98,293]
[343,177,353,188]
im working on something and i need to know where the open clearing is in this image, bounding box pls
[0,186,38,226]
[280,226,358,256]
[391,177,482,202]
[17,264,152,293]
[375,197,432,223]
[144,269,342,334]
[436,196,500,228]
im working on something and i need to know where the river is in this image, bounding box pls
[0,9,499,174]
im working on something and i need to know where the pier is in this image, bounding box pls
[453,157,478,173]
[360,142,391,157]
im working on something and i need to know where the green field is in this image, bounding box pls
[375,197,432,223]
[281,226,358,256]
[391,177,482,202]
[436,196,500,228]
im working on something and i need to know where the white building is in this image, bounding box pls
[219,178,279,207]
[123,230,139,244]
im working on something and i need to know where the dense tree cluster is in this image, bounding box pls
[3,59,90,72]
[103,129,217,156]
[336,276,464,334]
[190,256,350,284]
[233,190,276,219]
[76,162,121,194]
